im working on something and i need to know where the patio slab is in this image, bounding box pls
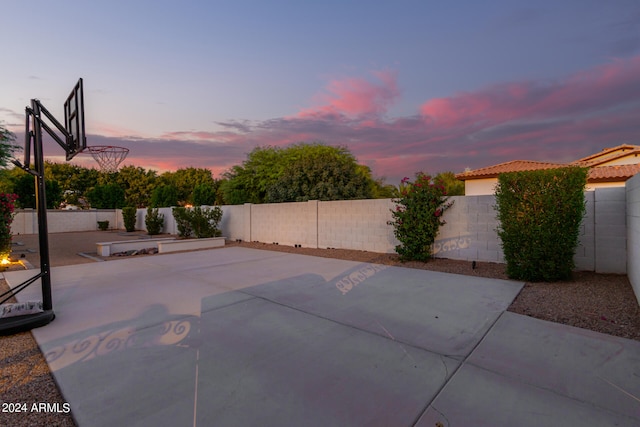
[5,247,639,426]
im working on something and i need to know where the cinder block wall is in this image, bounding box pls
[11,209,118,234]
[249,201,317,247]
[433,195,504,263]
[574,192,595,271]
[10,189,632,275]
[593,188,627,274]
[627,173,640,305]
[220,205,245,240]
[318,199,397,252]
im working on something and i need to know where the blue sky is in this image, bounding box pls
[1,0,639,184]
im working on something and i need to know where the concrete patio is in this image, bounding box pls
[4,247,640,426]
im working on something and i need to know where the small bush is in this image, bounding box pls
[145,207,164,235]
[97,220,109,231]
[388,173,453,262]
[122,207,137,232]
[495,167,588,281]
[172,207,193,238]
[190,206,223,238]
[172,206,222,238]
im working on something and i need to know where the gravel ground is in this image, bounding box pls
[1,234,639,426]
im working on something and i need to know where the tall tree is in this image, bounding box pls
[113,165,157,207]
[266,144,373,202]
[13,172,63,209]
[45,161,101,207]
[0,123,20,168]
[159,167,216,205]
[222,143,387,204]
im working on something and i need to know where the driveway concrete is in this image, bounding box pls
[4,247,640,426]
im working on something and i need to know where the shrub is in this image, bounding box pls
[145,207,164,235]
[495,167,588,281]
[172,207,193,238]
[122,207,137,232]
[0,193,18,260]
[388,173,453,262]
[190,206,223,238]
[97,220,109,231]
[172,206,222,238]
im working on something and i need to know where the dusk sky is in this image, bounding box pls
[2,1,640,184]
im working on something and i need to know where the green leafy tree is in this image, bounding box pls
[223,143,386,204]
[159,167,216,205]
[192,183,218,206]
[388,173,453,262]
[13,173,63,209]
[150,184,179,207]
[87,183,126,209]
[0,166,27,194]
[45,162,101,207]
[266,145,373,202]
[434,171,465,196]
[222,146,285,204]
[0,123,20,168]
[113,165,157,207]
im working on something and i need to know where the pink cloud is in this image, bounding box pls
[298,70,400,118]
[33,57,640,185]
[420,56,640,128]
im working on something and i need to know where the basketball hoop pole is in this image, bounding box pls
[31,100,53,311]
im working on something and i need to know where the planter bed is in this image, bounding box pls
[157,237,225,253]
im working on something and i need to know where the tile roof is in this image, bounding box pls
[456,145,640,183]
[572,144,640,167]
[587,164,640,182]
[455,160,568,180]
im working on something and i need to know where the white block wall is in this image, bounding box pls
[433,195,504,263]
[626,173,640,305]
[11,209,118,234]
[10,190,632,275]
[249,201,318,247]
[220,205,245,240]
[593,188,627,274]
[318,199,397,252]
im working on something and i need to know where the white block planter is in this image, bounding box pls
[97,238,176,256]
[157,237,226,254]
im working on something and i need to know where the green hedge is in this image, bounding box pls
[495,167,588,281]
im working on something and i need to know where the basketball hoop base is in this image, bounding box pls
[0,310,55,336]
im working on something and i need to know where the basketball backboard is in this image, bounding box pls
[64,78,86,160]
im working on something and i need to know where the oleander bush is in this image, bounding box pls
[495,167,588,281]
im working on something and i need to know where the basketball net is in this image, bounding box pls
[87,145,129,173]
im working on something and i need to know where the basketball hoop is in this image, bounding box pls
[86,145,129,173]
